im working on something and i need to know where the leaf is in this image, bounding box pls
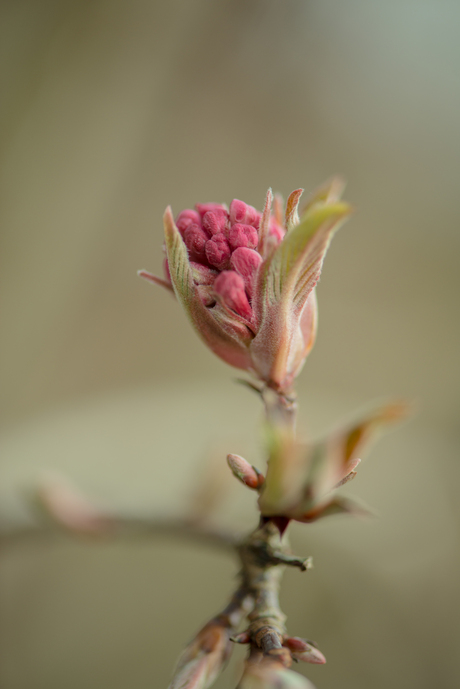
[296,495,373,523]
[301,176,346,215]
[265,200,352,311]
[250,200,351,390]
[257,188,273,258]
[284,188,303,232]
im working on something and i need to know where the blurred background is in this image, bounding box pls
[1,1,459,687]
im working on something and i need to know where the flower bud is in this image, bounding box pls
[205,233,231,270]
[196,202,228,218]
[190,262,218,285]
[142,180,352,393]
[184,223,209,262]
[202,210,228,236]
[230,247,262,298]
[175,209,201,235]
[229,199,259,227]
[213,271,252,320]
[228,223,259,250]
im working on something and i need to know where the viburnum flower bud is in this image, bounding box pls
[205,233,232,270]
[176,209,201,235]
[213,271,252,320]
[139,179,351,393]
[228,223,259,250]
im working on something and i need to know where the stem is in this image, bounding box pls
[262,386,297,434]
[233,388,299,666]
[0,516,239,552]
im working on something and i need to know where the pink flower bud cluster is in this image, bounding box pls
[169,199,284,323]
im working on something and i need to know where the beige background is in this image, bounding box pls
[1,1,459,688]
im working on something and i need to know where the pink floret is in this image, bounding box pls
[184,223,209,263]
[190,262,218,285]
[196,202,228,218]
[228,223,259,250]
[213,271,252,320]
[229,199,259,227]
[230,247,262,297]
[202,211,228,236]
[176,209,201,235]
[205,233,231,270]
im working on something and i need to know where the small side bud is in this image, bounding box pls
[227,454,261,490]
[284,637,326,665]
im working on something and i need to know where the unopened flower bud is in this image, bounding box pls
[143,180,351,393]
[196,202,229,217]
[205,233,232,270]
[202,210,228,236]
[184,223,209,262]
[284,637,326,665]
[175,209,201,235]
[213,271,252,320]
[230,247,262,297]
[229,199,259,227]
[228,223,259,250]
[190,262,219,285]
[227,454,263,490]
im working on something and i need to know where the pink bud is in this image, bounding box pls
[284,637,326,665]
[230,247,262,297]
[205,233,231,270]
[213,271,252,320]
[190,262,218,285]
[175,209,201,235]
[227,454,262,490]
[184,223,209,263]
[197,285,215,306]
[229,199,259,226]
[202,210,228,236]
[228,223,259,250]
[196,202,228,218]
